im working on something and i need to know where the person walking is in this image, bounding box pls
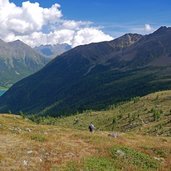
[89,122,95,133]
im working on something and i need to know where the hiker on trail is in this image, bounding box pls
[89,122,95,133]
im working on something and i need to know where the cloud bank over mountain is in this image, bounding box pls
[0,0,113,47]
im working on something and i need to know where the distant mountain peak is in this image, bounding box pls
[0,38,48,87]
[109,33,143,48]
[153,26,171,35]
[158,26,168,30]
[8,39,29,47]
[13,39,22,42]
[34,43,72,58]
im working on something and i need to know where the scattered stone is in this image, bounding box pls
[161,138,168,143]
[23,160,28,166]
[154,157,165,162]
[14,115,21,119]
[116,149,125,157]
[25,128,32,132]
[108,132,119,138]
[9,127,22,133]
[27,150,33,154]
[45,152,50,156]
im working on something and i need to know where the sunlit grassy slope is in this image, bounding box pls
[0,113,171,170]
[53,90,171,136]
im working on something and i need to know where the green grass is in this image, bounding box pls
[83,157,116,171]
[110,146,159,170]
[142,146,171,158]
[65,157,117,171]
[63,146,160,171]
[30,134,47,142]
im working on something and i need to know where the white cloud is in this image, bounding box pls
[0,0,113,47]
[0,1,62,34]
[16,29,75,47]
[129,24,155,35]
[72,28,113,47]
[144,24,153,32]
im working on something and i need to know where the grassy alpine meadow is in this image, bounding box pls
[0,113,171,171]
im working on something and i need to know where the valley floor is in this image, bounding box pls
[0,114,171,171]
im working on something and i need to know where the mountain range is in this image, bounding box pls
[0,39,48,87]
[34,44,71,59]
[1,26,171,116]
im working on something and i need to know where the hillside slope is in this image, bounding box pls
[0,39,48,87]
[1,27,171,115]
[0,33,142,114]
[31,90,171,137]
[0,114,170,170]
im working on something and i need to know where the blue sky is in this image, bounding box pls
[11,0,171,36]
[1,0,169,47]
